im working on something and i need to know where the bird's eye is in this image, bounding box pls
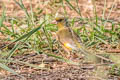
[57,19,63,22]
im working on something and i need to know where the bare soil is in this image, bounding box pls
[0,0,120,80]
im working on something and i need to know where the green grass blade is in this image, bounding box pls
[92,0,98,24]
[42,27,53,51]
[65,0,82,17]
[104,0,117,27]
[0,63,17,74]
[102,0,107,21]
[6,42,19,59]
[15,60,47,69]
[0,58,47,70]
[13,0,30,18]
[95,36,108,44]
[0,6,5,28]
[14,21,46,42]
[0,63,23,78]
[40,51,79,65]
[0,21,46,50]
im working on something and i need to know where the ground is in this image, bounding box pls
[0,0,120,80]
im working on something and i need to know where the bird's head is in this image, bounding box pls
[55,17,69,29]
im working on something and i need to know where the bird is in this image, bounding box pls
[55,17,83,53]
[55,17,111,62]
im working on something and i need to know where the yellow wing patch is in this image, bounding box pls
[63,42,78,50]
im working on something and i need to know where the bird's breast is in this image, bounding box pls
[63,42,78,50]
[57,30,78,50]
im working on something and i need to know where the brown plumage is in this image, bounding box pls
[55,17,84,54]
[55,17,112,62]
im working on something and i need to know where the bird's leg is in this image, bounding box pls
[71,49,84,60]
[61,45,72,59]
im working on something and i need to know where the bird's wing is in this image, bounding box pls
[56,28,78,50]
[68,27,82,44]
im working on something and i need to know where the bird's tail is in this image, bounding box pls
[77,45,112,63]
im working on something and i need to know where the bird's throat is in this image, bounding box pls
[57,22,65,30]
